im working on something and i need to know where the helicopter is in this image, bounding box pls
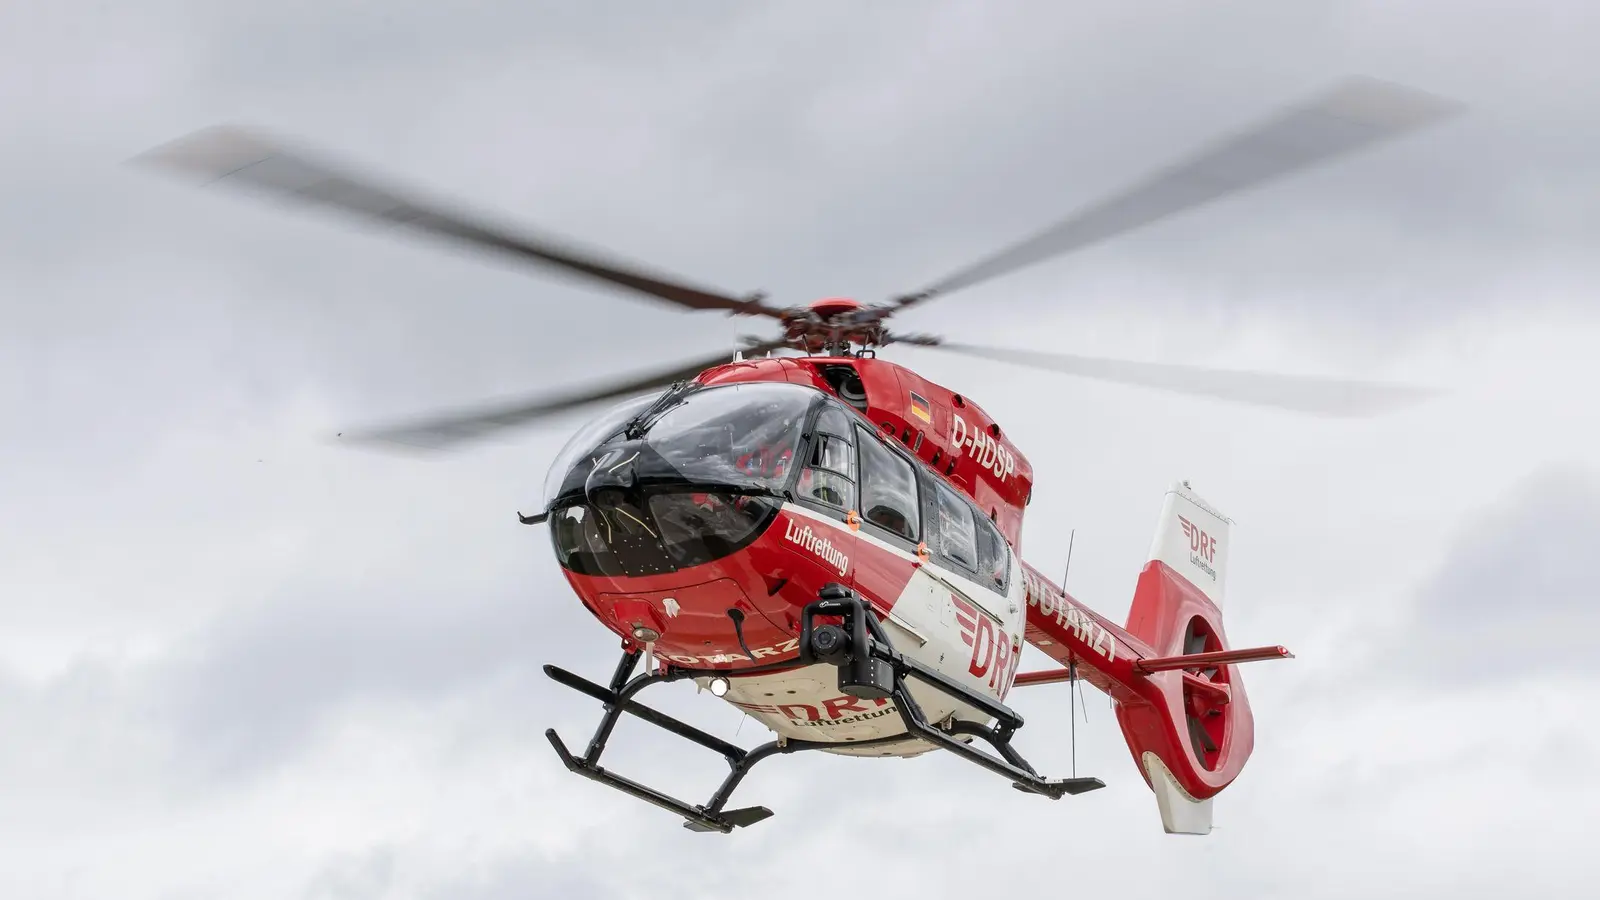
[137,75,1459,835]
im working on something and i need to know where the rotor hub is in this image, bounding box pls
[806,296,863,318]
[779,297,889,355]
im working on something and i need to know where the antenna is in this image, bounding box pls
[1065,527,1079,777]
[1069,658,1078,777]
[1063,528,1076,587]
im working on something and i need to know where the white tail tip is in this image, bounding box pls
[1142,752,1214,836]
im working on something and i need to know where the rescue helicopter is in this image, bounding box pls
[137,76,1458,835]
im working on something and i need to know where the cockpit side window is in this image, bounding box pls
[931,480,979,574]
[815,405,852,439]
[798,405,856,510]
[855,425,920,544]
[973,509,1010,594]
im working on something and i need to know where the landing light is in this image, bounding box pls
[709,676,731,697]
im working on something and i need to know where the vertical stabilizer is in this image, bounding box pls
[1116,481,1249,835]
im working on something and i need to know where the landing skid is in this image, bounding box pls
[542,659,907,833]
[543,584,1104,833]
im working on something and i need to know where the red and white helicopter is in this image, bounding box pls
[139,76,1457,835]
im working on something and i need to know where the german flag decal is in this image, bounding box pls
[908,391,932,424]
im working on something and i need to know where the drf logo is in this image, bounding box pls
[731,695,895,727]
[1178,515,1217,563]
[950,594,1021,699]
[1178,514,1219,582]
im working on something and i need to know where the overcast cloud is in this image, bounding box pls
[4,2,1598,898]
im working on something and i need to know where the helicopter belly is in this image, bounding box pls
[718,532,1026,757]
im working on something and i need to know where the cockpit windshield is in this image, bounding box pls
[543,381,818,507]
[541,381,821,578]
[641,382,812,493]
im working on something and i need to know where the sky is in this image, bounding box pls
[3,1,1597,897]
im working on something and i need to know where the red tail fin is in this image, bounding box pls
[1114,482,1254,834]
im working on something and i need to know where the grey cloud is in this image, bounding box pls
[150,583,545,777]
[303,847,396,900]
[306,839,697,900]
[1223,464,1600,799]
[1396,462,1599,683]
[0,580,555,792]
[1418,463,1598,620]
[416,853,616,900]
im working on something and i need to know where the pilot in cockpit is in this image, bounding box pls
[735,442,794,483]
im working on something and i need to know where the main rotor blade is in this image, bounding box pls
[916,341,1437,417]
[896,76,1462,307]
[340,338,789,450]
[134,126,782,318]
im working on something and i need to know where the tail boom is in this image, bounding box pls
[1019,564,1153,704]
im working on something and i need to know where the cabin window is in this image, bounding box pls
[973,511,1010,593]
[856,425,920,543]
[932,480,979,573]
[815,405,853,440]
[799,406,856,510]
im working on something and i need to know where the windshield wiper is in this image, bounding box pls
[624,381,697,440]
